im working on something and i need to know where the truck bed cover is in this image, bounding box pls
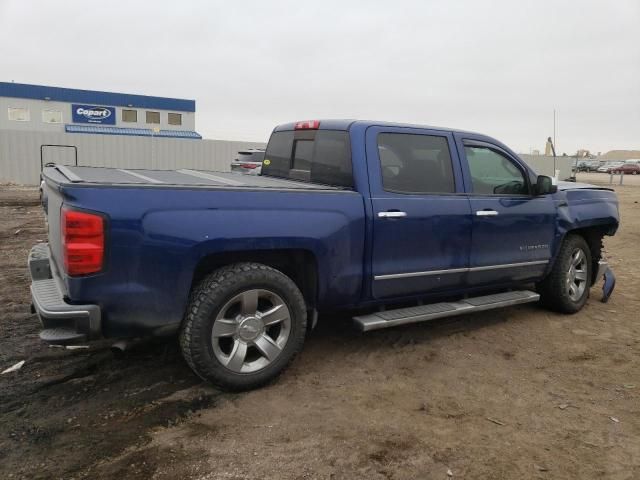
[45,165,344,191]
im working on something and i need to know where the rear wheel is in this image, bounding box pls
[180,263,307,391]
[537,235,592,313]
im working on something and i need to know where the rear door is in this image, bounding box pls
[456,136,556,286]
[366,126,472,299]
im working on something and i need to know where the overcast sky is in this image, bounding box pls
[1,0,638,154]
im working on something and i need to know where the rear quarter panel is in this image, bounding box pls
[58,186,365,337]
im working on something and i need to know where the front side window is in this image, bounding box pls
[168,113,182,126]
[377,133,455,194]
[122,109,137,122]
[42,110,62,124]
[464,146,528,195]
[8,107,30,122]
[146,111,160,124]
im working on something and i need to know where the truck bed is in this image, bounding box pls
[45,165,343,191]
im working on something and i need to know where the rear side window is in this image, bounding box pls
[262,130,353,187]
[377,133,455,194]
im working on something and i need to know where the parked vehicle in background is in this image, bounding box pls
[30,119,619,391]
[575,161,596,172]
[230,149,265,175]
[612,163,640,175]
[582,160,602,172]
[597,162,624,173]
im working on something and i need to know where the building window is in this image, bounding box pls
[42,110,63,124]
[8,107,30,122]
[122,109,137,123]
[168,112,182,126]
[146,111,160,124]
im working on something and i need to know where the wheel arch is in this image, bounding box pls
[191,249,319,310]
[560,225,611,285]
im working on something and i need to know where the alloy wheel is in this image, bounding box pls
[211,289,291,373]
[567,248,588,302]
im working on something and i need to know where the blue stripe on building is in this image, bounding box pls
[65,125,202,139]
[0,82,195,112]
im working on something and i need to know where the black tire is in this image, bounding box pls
[179,262,307,391]
[537,234,592,313]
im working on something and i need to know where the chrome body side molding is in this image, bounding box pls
[374,260,549,281]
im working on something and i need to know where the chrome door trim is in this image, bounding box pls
[469,260,548,272]
[374,260,549,280]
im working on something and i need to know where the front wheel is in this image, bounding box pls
[537,235,592,313]
[180,263,307,391]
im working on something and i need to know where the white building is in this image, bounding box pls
[0,82,265,184]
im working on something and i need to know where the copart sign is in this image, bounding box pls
[72,104,116,125]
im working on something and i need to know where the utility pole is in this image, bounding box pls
[553,109,557,174]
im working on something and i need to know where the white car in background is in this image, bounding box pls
[597,162,624,173]
[230,149,266,175]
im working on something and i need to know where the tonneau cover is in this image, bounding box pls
[46,165,344,191]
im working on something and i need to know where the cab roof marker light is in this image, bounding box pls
[294,120,320,130]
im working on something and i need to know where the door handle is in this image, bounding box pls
[378,211,407,218]
[476,210,499,216]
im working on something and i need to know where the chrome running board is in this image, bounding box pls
[353,290,540,332]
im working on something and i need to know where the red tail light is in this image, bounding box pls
[294,120,320,130]
[62,207,105,276]
[241,163,259,169]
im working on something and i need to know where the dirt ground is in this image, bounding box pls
[1,176,638,480]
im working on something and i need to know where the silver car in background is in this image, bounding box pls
[230,149,265,175]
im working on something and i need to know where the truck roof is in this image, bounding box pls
[273,119,484,137]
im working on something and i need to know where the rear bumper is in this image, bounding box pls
[29,243,102,344]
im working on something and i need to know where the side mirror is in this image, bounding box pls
[535,175,557,195]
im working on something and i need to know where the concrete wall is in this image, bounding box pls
[0,129,265,185]
[0,97,196,132]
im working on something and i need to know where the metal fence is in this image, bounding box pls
[0,129,266,185]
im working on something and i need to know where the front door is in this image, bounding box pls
[456,137,557,286]
[367,126,472,299]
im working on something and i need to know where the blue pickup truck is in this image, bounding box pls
[30,120,619,390]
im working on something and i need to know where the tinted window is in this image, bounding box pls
[293,140,313,171]
[377,133,455,194]
[263,131,294,178]
[464,146,528,195]
[310,131,353,187]
[263,130,353,187]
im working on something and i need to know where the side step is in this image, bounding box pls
[353,290,540,332]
